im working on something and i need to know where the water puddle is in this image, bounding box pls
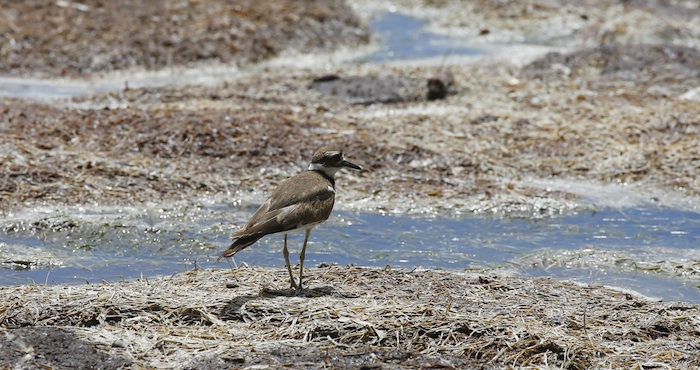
[362,12,481,62]
[1,203,699,303]
[0,66,243,101]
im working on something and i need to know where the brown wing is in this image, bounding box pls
[220,171,335,257]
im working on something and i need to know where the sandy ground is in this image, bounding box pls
[2,0,700,368]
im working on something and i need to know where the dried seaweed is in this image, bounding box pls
[2,47,700,215]
[0,0,369,78]
[1,266,698,368]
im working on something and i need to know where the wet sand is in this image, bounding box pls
[2,0,700,368]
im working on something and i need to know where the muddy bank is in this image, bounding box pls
[2,266,699,369]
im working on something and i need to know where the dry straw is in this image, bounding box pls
[2,265,698,368]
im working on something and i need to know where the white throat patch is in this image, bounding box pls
[309,162,341,179]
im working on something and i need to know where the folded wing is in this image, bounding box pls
[220,171,335,258]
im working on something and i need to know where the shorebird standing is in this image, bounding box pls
[220,146,361,289]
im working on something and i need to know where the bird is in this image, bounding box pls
[220,146,361,289]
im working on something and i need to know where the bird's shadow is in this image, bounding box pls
[261,285,336,298]
[217,285,338,321]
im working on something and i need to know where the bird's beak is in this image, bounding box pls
[342,159,362,170]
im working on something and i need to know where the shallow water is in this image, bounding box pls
[1,203,699,303]
[362,12,481,62]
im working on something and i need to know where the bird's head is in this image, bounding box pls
[308,146,361,179]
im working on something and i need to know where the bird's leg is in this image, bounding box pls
[226,256,238,270]
[283,234,297,289]
[298,229,311,290]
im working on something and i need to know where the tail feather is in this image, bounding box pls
[218,234,262,261]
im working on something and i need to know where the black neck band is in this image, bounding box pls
[312,169,335,188]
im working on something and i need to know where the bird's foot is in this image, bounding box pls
[290,280,304,290]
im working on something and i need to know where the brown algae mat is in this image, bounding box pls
[2,266,700,369]
[0,0,369,78]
